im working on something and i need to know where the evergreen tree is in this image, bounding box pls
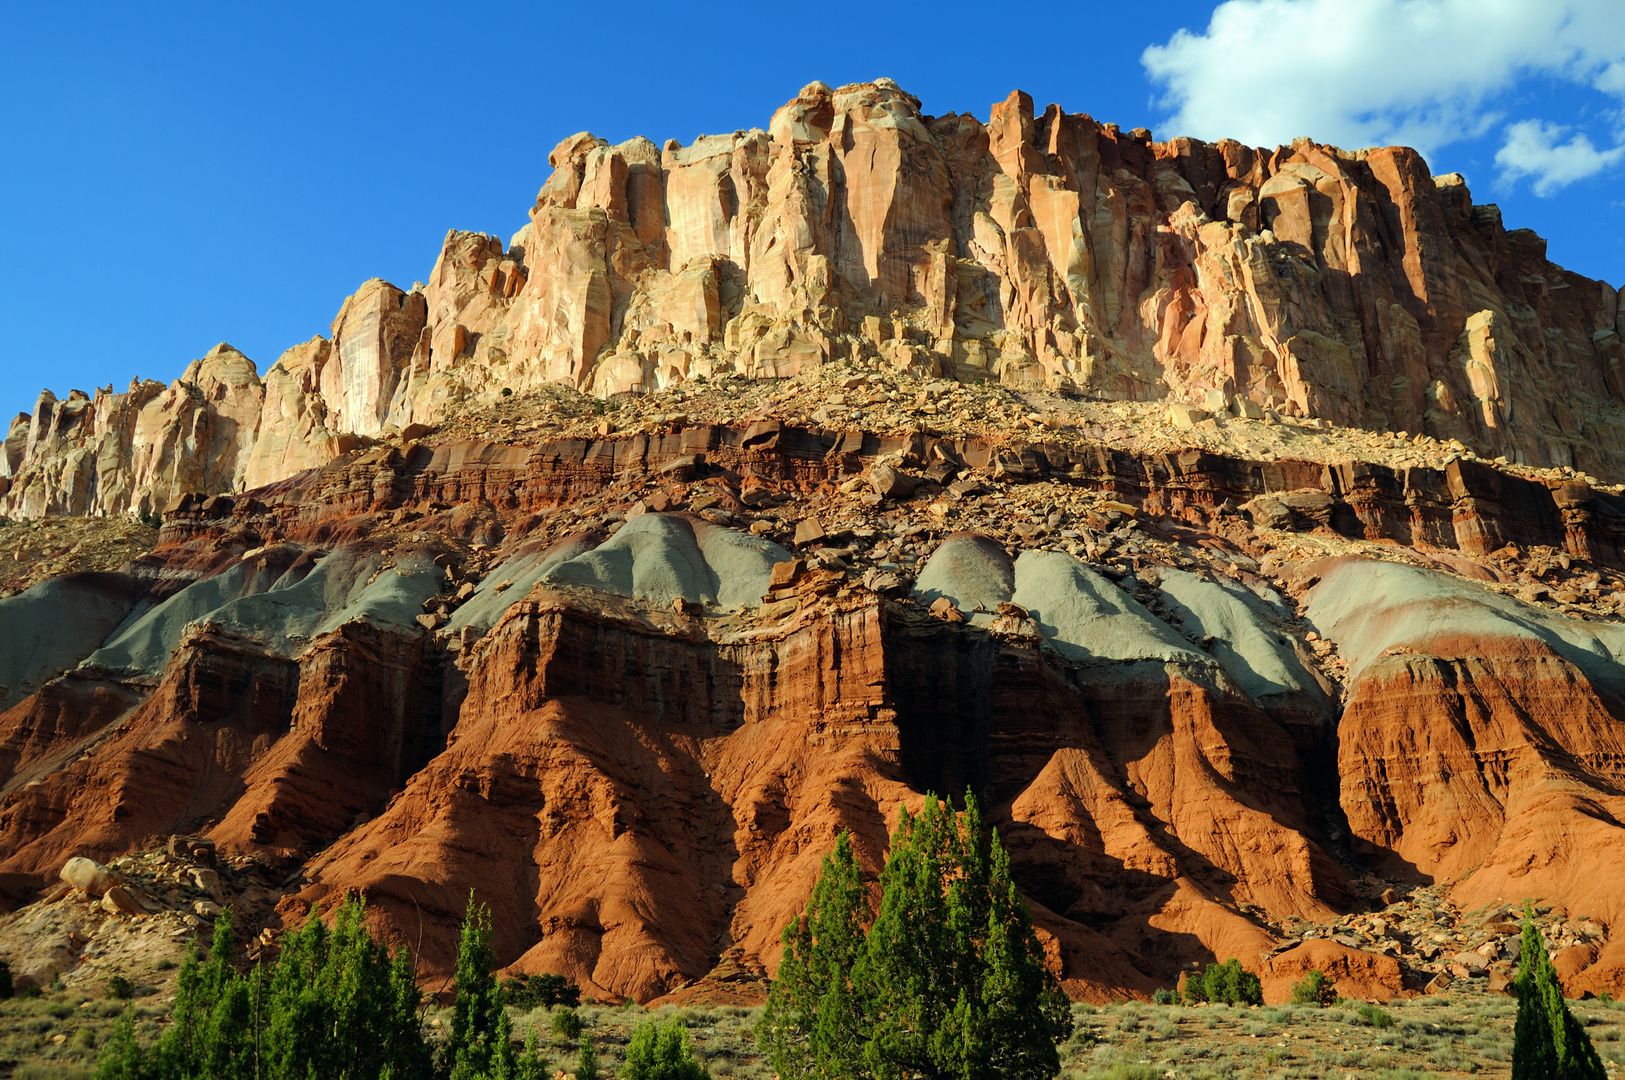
[971,837,1075,1079]
[447,893,515,1080]
[95,898,432,1080]
[500,972,581,1010]
[1513,908,1606,1080]
[93,1006,147,1080]
[622,1016,710,1080]
[144,906,254,1079]
[513,1024,549,1080]
[759,792,1072,1080]
[1182,959,1264,1006]
[259,894,432,1080]
[576,1038,599,1080]
[756,832,868,1079]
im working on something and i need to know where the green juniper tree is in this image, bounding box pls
[447,893,515,1080]
[622,1016,709,1080]
[756,831,869,1079]
[1287,968,1337,1007]
[1512,907,1606,1080]
[95,1005,146,1080]
[1181,959,1264,1006]
[142,906,256,1079]
[513,1023,549,1080]
[500,972,581,1010]
[258,895,431,1080]
[576,1038,599,1080]
[94,897,433,1080]
[758,792,1072,1080]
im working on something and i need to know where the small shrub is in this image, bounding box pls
[1084,1065,1159,1080]
[1152,987,1175,1005]
[1356,1002,1396,1028]
[502,972,582,1010]
[552,1006,585,1040]
[515,1023,550,1080]
[104,974,134,1000]
[577,1039,600,1080]
[501,387,513,397]
[1180,959,1263,1006]
[1290,969,1338,1007]
[623,1015,710,1080]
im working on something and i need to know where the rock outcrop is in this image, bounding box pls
[1307,556,1625,997]
[3,80,1625,1008]
[2,410,1624,1003]
[4,80,1624,519]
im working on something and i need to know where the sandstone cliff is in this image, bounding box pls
[3,398,1625,1003]
[3,81,1625,1008]
[4,80,1624,520]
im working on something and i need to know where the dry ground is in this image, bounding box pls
[5,980,1622,1079]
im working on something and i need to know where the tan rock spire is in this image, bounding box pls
[5,79,1623,518]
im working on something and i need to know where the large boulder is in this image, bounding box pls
[59,857,122,898]
[1260,939,1407,1003]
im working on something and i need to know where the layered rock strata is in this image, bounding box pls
[145,421,1625,571]
[2,417,1624,1004]
[5,79,1625,520]
[3,78,1625,1007]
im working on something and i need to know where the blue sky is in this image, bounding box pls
[2,0,1621,407]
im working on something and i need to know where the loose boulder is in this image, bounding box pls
[100,885,147,917]
[59,857,122,898]
[1260,939,1407,1004]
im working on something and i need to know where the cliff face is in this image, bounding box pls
[3,80,1625,1006]
[3,412,1625,1002]
[4,80,1625,520]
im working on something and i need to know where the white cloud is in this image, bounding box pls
[1496,120,1625,195]
[1597,61,1625,96]
[1142,0,1625,194]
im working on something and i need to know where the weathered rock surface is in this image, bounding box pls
[3,81,1625,1007]
[5,80,1624,519]
[0,418,1621,1001]
[1259,938,1407,1004]
[58,857,121,898]
[1307,556,1625,998]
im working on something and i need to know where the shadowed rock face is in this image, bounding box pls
[293,580,1345,1004]
[4,79,1623,518]
[0,573,148,709]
